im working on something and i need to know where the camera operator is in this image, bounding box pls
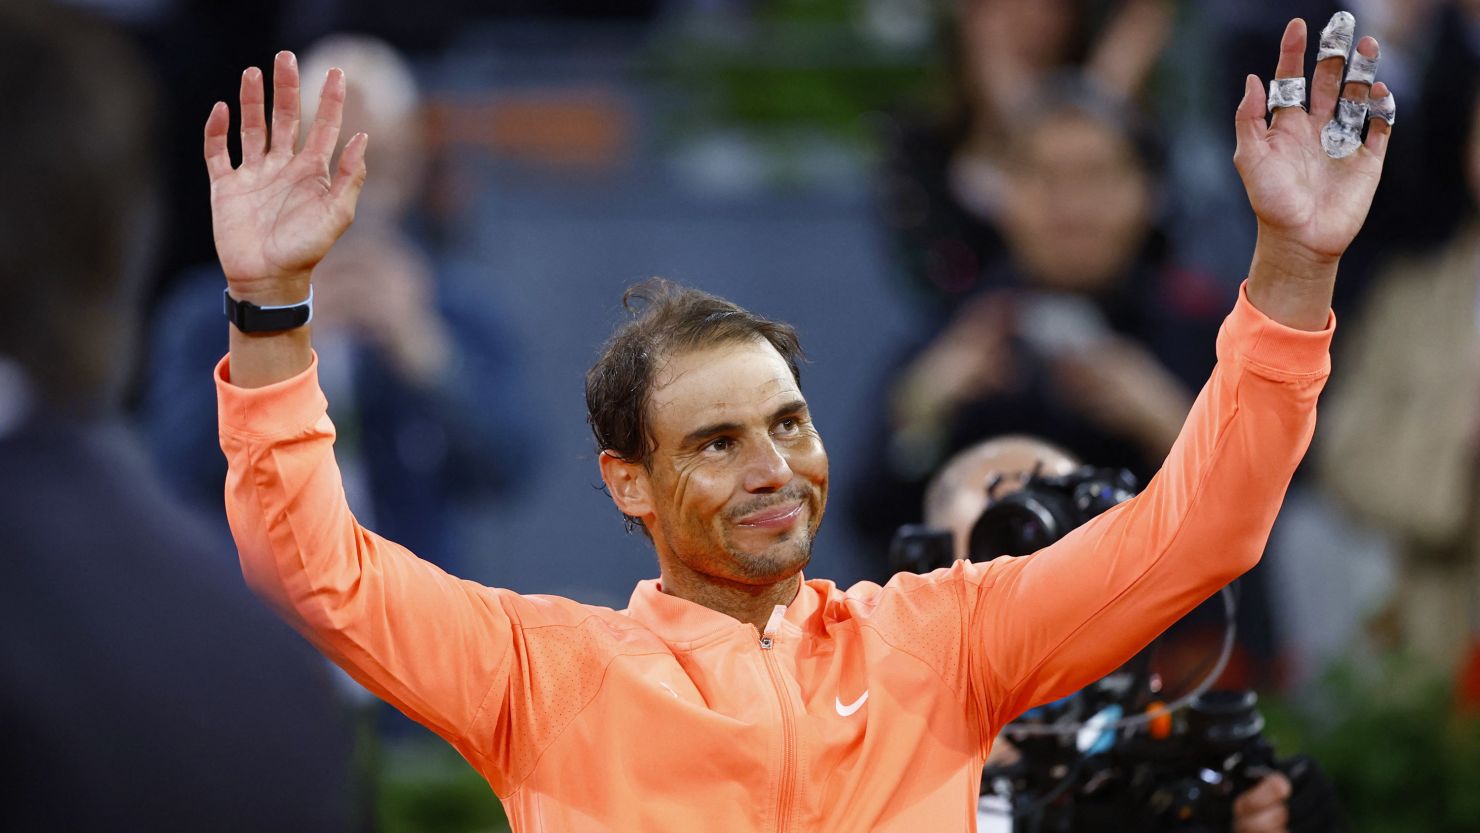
[921,435,1296,833]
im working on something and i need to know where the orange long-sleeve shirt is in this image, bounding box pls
[217,285,1331,832]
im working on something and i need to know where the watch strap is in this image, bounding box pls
[223,287,314,333]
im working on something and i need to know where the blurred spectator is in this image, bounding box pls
[1317,84,1480,678]
[878,0,1172,310]
[142,34,535,572]
[0,3,353,829]
[856,84,1227,543]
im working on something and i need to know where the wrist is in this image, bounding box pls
[1252,226,1341,273]
[225,272,313,307]
[1246,228,1339,331]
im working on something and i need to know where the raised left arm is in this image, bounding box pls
[963,12,1394,727]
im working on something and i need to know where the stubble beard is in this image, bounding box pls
[717,482,821,582]
[721,525,815,582]
[662,483,823,585]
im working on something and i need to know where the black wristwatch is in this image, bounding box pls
[223,287,314,333]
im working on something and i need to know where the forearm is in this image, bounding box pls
[971,286,1331,724]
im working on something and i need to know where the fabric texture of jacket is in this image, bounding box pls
[217,284,1331,832]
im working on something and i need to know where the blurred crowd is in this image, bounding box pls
[4,0,1480,829]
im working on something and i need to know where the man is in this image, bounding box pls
[0,3,353,830]
[924,436,1298,832]
[204,13,1391,831]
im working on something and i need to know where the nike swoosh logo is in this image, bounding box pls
[835,691,869,717]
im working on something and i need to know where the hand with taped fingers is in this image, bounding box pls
[204,51,369,309]
[1234,13,1394,331]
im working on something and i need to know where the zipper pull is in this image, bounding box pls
[759,604,786,650]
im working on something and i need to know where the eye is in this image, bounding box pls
[769,414,805,437]
[706,437,733,453]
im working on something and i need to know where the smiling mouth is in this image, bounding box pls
[734,501,804,530]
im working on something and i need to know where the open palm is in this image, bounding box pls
[205,52,367,299]
[1234,18,1392,261]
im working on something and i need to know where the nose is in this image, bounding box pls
[742,437,792,493]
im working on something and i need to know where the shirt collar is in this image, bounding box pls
[623,573,826,646]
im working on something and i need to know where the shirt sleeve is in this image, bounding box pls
[215,353,516,779]
[963,282,1333,733]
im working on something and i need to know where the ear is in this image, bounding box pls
[599,449,653,520]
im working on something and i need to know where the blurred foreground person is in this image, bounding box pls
[203,12,1387,832]
[0,4,352,831]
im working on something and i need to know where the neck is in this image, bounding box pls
[658,561,802,635]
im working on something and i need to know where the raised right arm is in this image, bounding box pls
[205,52,513,777]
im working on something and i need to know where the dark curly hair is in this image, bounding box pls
[585,279,805,531]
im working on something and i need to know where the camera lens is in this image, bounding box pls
[1187,690,1265,755]
[970,499,1063,559]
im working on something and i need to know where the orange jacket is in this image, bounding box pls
[217,285,1331,832]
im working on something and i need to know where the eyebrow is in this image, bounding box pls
[681,398,809,449]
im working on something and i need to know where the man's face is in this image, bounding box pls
[638,338,828,585]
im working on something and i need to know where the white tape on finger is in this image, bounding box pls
[1336,97,1368,129]
[1346,49,1379,85]
[1318,11,1356,62]
[1322,97,1368,158]
[1267,77,1307,111]
[1368,91,1396,125]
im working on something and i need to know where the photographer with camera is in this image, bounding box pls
[903,435,1340,833]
